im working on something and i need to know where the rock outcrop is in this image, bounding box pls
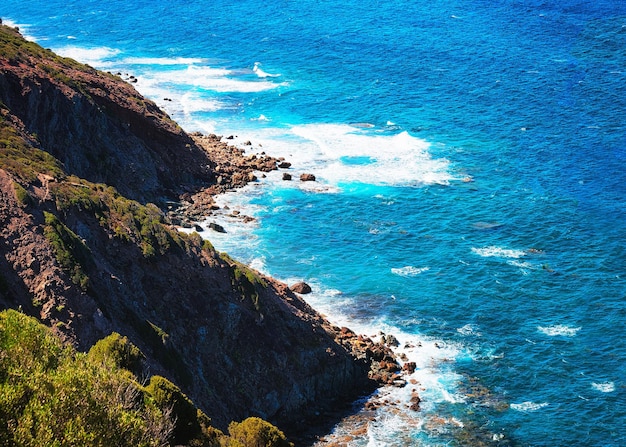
[0,24,396,439]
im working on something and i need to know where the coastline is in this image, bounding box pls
[173,133,428,445]
[172,132,450,446]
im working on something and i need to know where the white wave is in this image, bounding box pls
[1,19,38,42]
[252,114,270,121]
[510,401,549,412]
[142,65,286,93]
[507,260,535,269]
[471,246,526,259]
[286,124,453,187]
[457,324,481,337]
[53,45,121,67]
[537,324,581,337]
[121,56,205,65]
[253,62,281,78]
[391,266,430,277]
[591,382,615,393]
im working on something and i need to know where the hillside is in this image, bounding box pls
[0,23,401,443]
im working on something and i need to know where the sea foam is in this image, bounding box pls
[288,124,453,187]
[510,401,549,412]
[471,246,526,259]
[391,266,430,277]
[537,325,581,337]
[591,382,615,393]
[53,45,120,67]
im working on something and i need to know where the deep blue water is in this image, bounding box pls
[2,1,626,445]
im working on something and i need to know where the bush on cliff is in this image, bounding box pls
[226,417,293,447]
[88,331,145,375]
[0,310,294,447]
[0,309,174,446]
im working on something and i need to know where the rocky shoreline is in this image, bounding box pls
[169,132,321,230]
[0,23,418,445]
[171,132,424,445]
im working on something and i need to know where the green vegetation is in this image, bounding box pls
[0,309,173,447]
[0,114,65,184]
[42,211,92,291]
[11,181,31,207]
[226,418,292,447]
[0,310,293,447]
[221,253,267,312]
[51,177,186,258]
[145,375,207,445]
[0,24,91,77]
[88,332,145,375]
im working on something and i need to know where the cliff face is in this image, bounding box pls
[0,24,381,435]
[0,25,214,203]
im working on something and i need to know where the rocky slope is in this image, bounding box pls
[0,23,400,440]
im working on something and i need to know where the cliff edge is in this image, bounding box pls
[0,23,399,440]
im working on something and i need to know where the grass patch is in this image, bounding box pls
[42,211,92,291]
[12,181,31,206]
[0,117,65,183]
[220,253,267,312]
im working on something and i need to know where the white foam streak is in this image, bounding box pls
[591,382,615,393]
[121,56,205,65]
[537,324,581,337]
[140,65,285,93]
[391,266,430,277]
[53,45,121,67]
[253,62,281,78]
[510,401,549,412]
[471,246,526,259]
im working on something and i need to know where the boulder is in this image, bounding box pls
[208,222,226,233]
[381,334,400,347]
[290,281,312,294]
[282,173,292,181]
[402,361,417,374]
[300,173,316,182]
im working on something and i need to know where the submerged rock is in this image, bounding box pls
[300,173,316,182]
[208,222,226,233]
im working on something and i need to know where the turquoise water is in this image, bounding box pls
[2,1,626,445]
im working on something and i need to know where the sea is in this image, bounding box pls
[2,1,625,445]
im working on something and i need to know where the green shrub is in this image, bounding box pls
[42,211,92,290]
[221,253,267,312]
[226,417,293,447]
[144,375,201,445]
[12,181,31,206]
[0,309,174,447]
[88,332,145,374]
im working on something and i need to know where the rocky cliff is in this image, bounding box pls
[0,24,397,440]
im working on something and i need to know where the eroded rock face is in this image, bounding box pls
[0,24,392,435]
[0,28,214,203]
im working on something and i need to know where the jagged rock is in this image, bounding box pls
[282,173,292,181]
[409,391,421,411]
[291,282,312,294]
[381,334,400,347]
[208,222,226,233]
[402,361,417,374]
[278,161,292,169]
[300,173,316,182]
